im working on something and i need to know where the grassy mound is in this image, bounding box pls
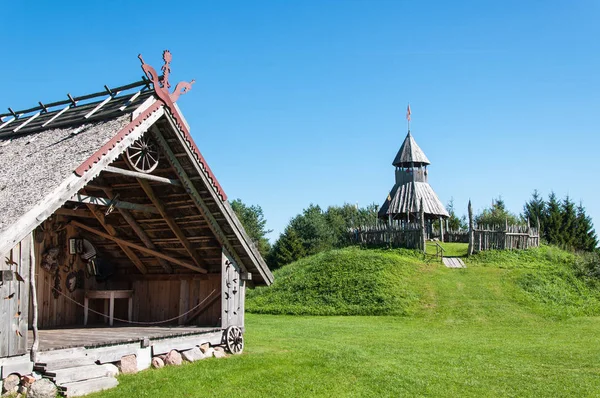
[469,246,600,317]
[246,247,422,315]
[248,244,600,318]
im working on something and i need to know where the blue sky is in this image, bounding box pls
[2,1,599,241]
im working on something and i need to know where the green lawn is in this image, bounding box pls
[426,241,469,257]
[92,246,600,397]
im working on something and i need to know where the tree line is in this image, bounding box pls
[230,200,378,270]
[231,190,598,271]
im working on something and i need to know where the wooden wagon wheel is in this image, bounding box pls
[126,136,159,173]
[224,326,244,354]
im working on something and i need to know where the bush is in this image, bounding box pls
[573,251,600,280]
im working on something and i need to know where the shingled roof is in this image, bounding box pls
[392,131,430,167]
[378,181,449,219]
[0,54,273,285]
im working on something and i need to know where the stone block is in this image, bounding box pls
[119,354,138,375]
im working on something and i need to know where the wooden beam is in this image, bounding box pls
[86,205,148,274]
[103,166,181,186]
[70,220,206,273]
[101,188,173,273]
[134,178,206,270]
[125,273,208,281]
[69,194,159,214]
[54,208,95,219]
[29,233,39,362]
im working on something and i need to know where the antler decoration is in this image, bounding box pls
[138,50,195,103]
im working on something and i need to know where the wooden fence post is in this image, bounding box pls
[420,198,426,253]
[467,200,474,256]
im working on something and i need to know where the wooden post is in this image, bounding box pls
[420,198,426,253]
[467,200,474,256]
[29,233,39,362]
[84,297,89,326]
[536,217,541,247]
[439,216,444,243]
[109,291,115,326]
[526,218,531,249]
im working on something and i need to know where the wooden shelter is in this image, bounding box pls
[378,129,449,236]
[0,51,273,394]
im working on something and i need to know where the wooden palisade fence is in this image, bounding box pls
[350,200,539,255]
[350,199,427,251]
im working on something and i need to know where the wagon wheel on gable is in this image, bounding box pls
[224,325,244,355]
[126,135,160,173]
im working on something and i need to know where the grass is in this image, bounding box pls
[91,245,600,397]
[246,247,423,315]
[426,241,469,257]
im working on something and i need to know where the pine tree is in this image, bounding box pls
[544,192,562,245]
[560,196,577,249]
[267,228,305,270]
[575,202,598,251]
[522,189,546,232]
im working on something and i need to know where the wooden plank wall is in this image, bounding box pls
[132,274,221,327]
[28,216,222,329]
[31,219,128,329]
[1,233,31,358]
[221,250,244,329]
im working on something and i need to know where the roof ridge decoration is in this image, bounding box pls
[138,50,195,104]
[76,50,228,202]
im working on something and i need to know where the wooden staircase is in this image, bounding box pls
[442,257,466,268]
[34,351,118,397]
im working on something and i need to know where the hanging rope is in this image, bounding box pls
[43,278,217,325]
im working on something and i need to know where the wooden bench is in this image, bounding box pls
[84,290,133,326]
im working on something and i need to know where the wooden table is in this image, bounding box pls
[84,290,134,326]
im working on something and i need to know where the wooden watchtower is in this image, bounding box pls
[378,124,449,237]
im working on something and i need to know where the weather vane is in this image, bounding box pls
[138,50,195,103]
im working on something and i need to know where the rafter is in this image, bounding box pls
[150,125,251,275]
[101,187,173,273]
[71,220,206,273]
[134,177,207,270]
[86,205,148,274]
